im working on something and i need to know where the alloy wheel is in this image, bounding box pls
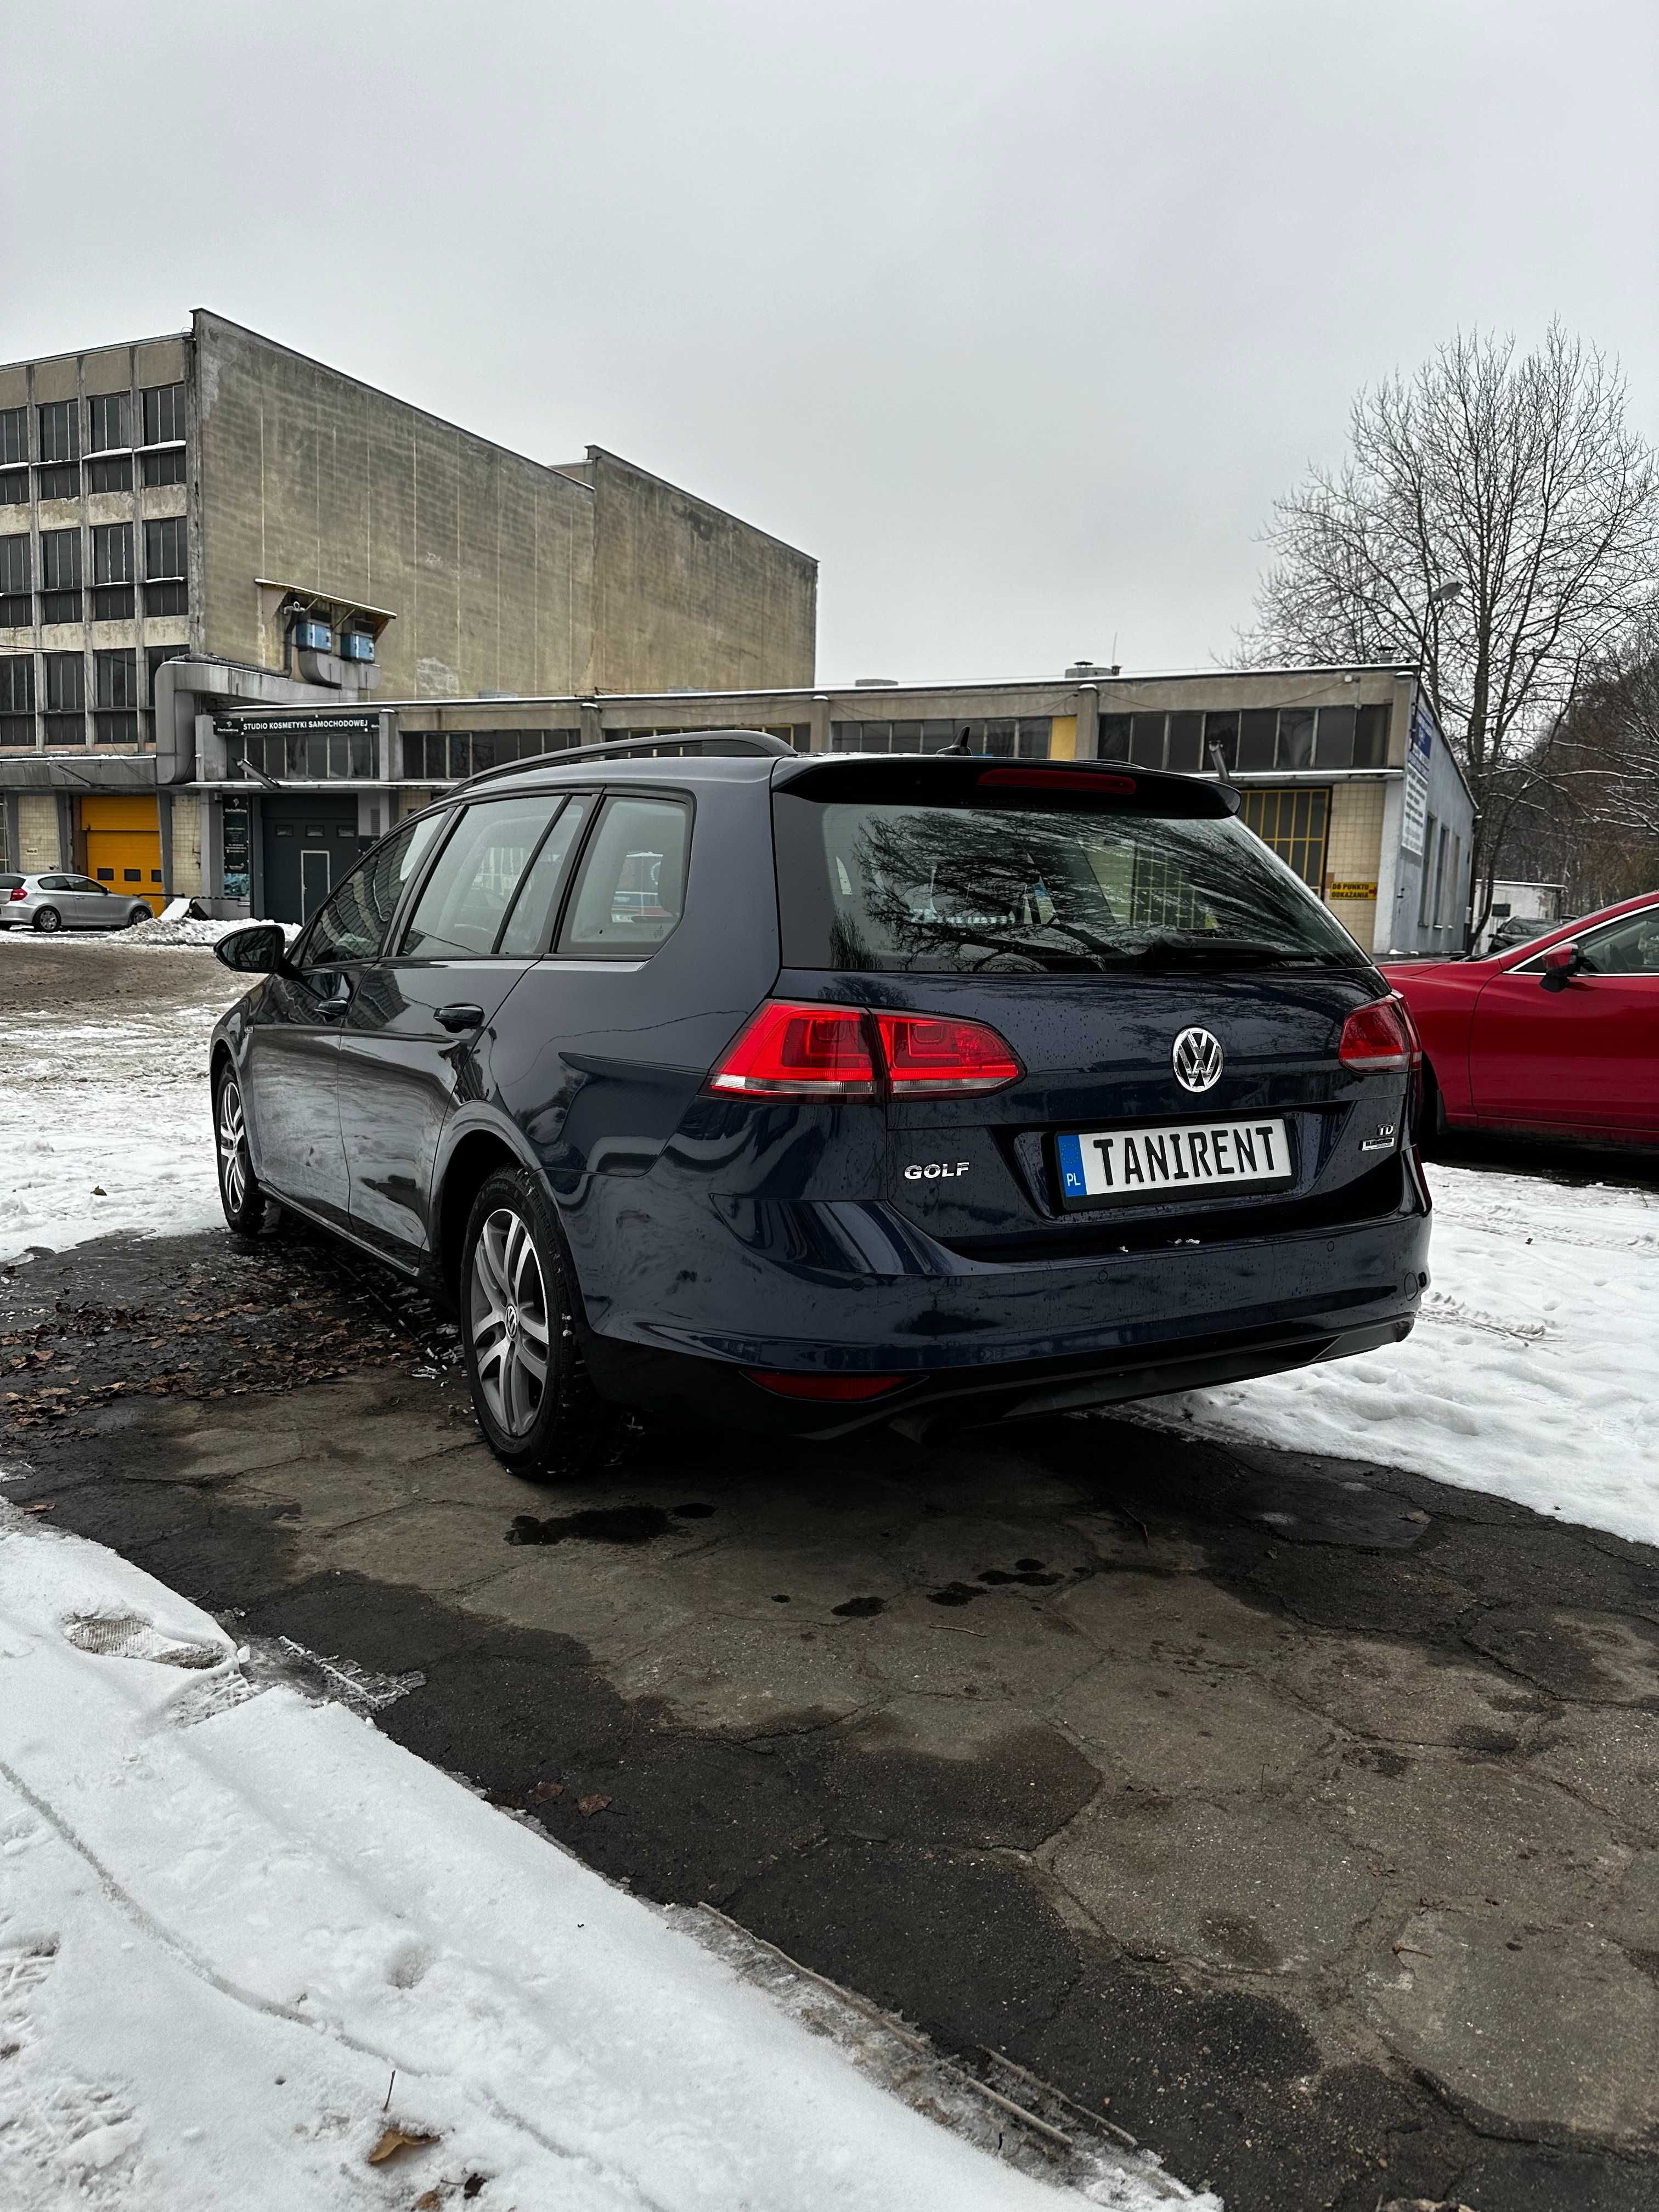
[470,1206,551,1438]
[217,1079,249,1214]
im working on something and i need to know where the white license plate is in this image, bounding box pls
[1056,1117,1292,1205]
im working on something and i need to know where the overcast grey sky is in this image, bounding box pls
[6,1,1655,685]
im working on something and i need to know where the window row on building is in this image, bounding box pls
[1098,702,1390,775]
[0,644,185,746]
[830,717,1052,757]
[0,385,187,505]
[0,519,188,627]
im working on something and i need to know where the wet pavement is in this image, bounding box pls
[5,1225,1659,2210]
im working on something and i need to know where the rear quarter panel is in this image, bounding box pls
[1381,959,1492,1119]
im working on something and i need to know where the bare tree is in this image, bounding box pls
[1242,324,1659,936]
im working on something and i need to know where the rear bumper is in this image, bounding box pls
[573,1171,1433,1437]
[583,1310,1419,1438]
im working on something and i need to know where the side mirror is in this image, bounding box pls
[215,921,287,975]
[1539,940,1582,993]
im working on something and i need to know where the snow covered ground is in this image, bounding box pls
[1146,1161,1659,1550]
[0,938,236,1263]
[0,1509,1195,2211]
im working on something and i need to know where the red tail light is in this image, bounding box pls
[744,1370,906,1401]
[876,1012,1023,1094]
[707,1002,877,1096]
[1339,994,1420,1073]
[707,1003,1022,1101]
[7,887,24,901]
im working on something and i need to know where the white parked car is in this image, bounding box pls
[0,872,155,933]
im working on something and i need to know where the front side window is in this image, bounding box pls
[1579,909,1659,977]
[775,793,1361,974]
[400,797,565,958]
[302,814,445,969]
[560,795,691,956]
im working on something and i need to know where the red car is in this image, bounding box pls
[1383,891,1659,1148]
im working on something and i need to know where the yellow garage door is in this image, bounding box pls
[81,795,165,917]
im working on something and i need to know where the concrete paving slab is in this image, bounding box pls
[1050,1790,1385,1974]
[1529,1706,1659,1839]
[1364,1909,1659,2137]
[1280,1634,1543,1751]
[296,1500,518,1595]
[459,1550,697,1662]
[1307,1748,1633,1921]
[607,1615,875,1736]
[1465,1606,1659,1703]
[832,1589,1101,1702]
[831,1696,1101,1850]
[1057,1566,1300,1667]
[1057,1654,1334,1795]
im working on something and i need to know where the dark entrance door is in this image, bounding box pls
[260,795,364,923]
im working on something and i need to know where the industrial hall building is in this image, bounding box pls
[0,310,817,916]
[198,661,1473,958]
[0,309,1469,956]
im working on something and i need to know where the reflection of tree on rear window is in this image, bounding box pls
[815,803,1361,973]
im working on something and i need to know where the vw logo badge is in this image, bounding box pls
[1172,1026,1223,1093]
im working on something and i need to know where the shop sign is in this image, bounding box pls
[1328,881,1378,900]
[1401,697,1434,857]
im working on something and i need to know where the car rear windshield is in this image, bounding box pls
[774,795,1364,973]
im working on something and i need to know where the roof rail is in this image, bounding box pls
[454,726,797,793]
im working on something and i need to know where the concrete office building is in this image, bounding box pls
[0,311,816,911]
[199,661,1473,953]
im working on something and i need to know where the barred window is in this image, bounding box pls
[140,383,186,445]
[142,447,185,488]
[87,393,131,453]
[87,455,133,493]
[0,408,25,466]
[0,654,33,710]
[1238,787,1330,890]
[37,400,80,465]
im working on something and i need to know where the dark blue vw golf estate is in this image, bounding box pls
[210,734,1431,1477]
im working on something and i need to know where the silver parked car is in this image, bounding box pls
[0,872,155,933]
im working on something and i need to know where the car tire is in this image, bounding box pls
[32,906,61,934]
[213,1063,281,1235]
[460,1164,623,1482]
[126,905,150,928]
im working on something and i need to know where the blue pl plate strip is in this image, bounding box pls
[1057,1131,1088,1198]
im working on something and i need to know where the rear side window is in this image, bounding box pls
[400,796,563,958]
[496,796,590,957]
[303,813,444,968]
[0,876,21,889]
[560,795,690,956]
[775,795,1362,974]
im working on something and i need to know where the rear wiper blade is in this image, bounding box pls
[1137,937,1323,969]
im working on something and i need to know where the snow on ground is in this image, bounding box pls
[1144,1161,1659,1550]
[0,1509,1198,2212]
[0,945,234,1263]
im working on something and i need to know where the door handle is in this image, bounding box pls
[315,991,352,1022]
[436,1003,486,1033]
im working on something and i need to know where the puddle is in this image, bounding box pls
[506,1502,715,1548]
